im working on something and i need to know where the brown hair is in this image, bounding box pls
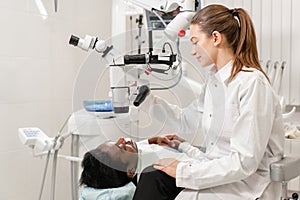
[191,4,269,82]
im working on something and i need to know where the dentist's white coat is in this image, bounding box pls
[143,61,284,199]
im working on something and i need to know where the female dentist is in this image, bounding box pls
[133,4,284,200]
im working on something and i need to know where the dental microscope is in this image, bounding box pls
[68,0,199,115]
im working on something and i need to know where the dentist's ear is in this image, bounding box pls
[127,167,136,178]
[211,31,222,46]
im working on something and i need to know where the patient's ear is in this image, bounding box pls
[127,167,136,178]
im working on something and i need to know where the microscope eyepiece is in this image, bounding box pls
[69,35,79,46]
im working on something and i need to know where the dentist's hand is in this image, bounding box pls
[153,158,179,178]
[148,136,170,146]
[168,140,182,150]
[148,135,174,146]
[168,135,186,150]
[148,135,186,148]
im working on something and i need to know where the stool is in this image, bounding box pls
[270,156,300,200]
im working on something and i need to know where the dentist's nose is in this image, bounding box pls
[191,46,197,56]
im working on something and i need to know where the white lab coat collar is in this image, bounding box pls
[209,60,233,85]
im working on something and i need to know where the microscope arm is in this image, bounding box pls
[127,0,195,13]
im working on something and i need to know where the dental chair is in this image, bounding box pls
[270,156,300,200]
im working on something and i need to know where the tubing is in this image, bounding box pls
[50,150,58,200]
[38,150,51,200]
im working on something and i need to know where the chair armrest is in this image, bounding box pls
[270,156,300,182]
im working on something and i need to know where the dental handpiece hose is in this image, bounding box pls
[134,85,150,107]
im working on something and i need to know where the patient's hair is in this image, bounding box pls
[80,148,131,189]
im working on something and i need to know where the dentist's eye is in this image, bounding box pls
[191,41,198,46]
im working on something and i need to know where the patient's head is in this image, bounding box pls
[80,137,138,189]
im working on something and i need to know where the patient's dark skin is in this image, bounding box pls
[98,135,183,175]
[99,137,139,177]
[80,137,139,189]
[80,136,183,189]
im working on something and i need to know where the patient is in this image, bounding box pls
[79,136,187,200]
[79,137,139,200]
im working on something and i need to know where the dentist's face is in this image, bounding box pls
[190,24,214,67]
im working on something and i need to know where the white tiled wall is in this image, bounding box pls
[0,0,111,199]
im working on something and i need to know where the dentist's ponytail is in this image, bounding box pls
[191,4,269,82]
